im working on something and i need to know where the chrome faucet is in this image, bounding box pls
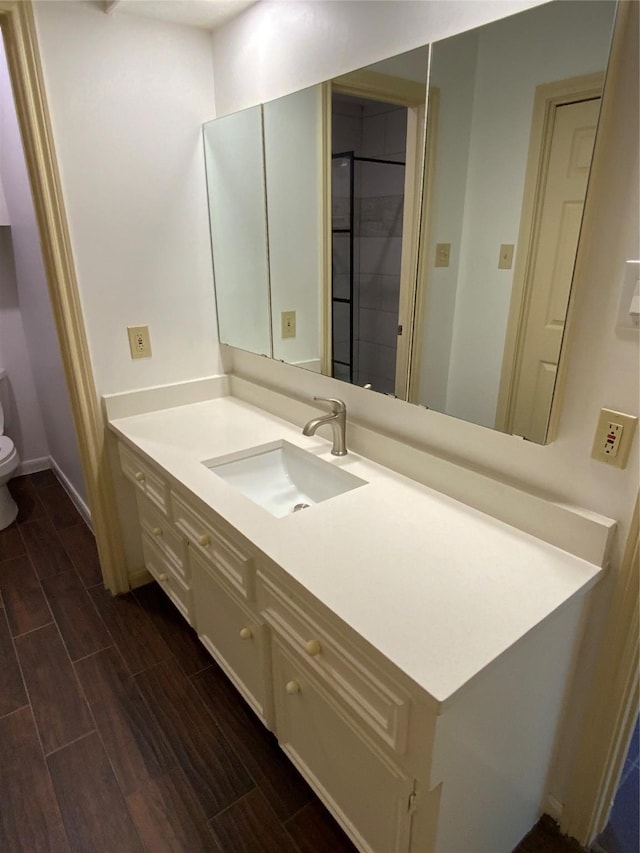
[302,397,347,456]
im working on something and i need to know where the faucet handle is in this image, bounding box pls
[313,396,346,413]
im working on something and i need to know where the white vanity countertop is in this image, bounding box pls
[109,397,603,708]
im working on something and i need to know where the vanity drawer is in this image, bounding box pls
[136,494,187,581]
[257,571,410,755]
[171,491,254,600]
[191,549,269,724]
[119,443,170,516]
[141,533,193,624]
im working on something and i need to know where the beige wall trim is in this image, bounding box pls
[332,69,425,108]
[0,1,128,593]
[560,494,639,844]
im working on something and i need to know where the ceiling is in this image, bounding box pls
[104,0,257,31]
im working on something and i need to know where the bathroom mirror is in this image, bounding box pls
[205,0,617,444]
[263,85,324,371]
[410,0,616,441]
[203,104,271,356]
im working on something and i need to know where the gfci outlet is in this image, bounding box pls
[591,408,638,468]
[127,325,152,359]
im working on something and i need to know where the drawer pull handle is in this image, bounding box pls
[134,471,145,482]
[285,680,301,695]
[198,534,211,547]
[152,527,162,536]
[239,627,252,640]
[304,639,321,657]
[158,573,168,582]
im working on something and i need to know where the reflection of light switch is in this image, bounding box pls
[498,244,514,269]
[435,243,451,267]
[281,310,296,339]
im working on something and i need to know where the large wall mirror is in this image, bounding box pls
[204,0,617,444]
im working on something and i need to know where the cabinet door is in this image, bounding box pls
[272,637,414,853]
[191,549,269,724]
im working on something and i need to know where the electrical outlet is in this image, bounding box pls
[591,408,638,468]
[281,310,296,339]
[127,325,152,359]
[435,243,451,268]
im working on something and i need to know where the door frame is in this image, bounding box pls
[0,0,127,593]
[495,72,604,438]
[326,68,427,395]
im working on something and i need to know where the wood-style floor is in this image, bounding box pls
[0,471,587,853]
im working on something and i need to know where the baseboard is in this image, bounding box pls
[16,456,50,476]
[50,458,92,528]
[544,795,564,821]
[128,567,153,589]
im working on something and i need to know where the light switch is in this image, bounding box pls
[435,243,451,268]
[498,244,515,270]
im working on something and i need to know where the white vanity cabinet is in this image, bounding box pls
[257,568,429,853]
[113,422,603,853]
[118,440,428,850]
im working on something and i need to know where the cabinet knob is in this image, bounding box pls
[158,573,168,582]
[239,627,252,640]
[134,471,145,482]
[285,680,301,695]
[304,639,321,657]
[152,526,162,536]
[198,534,211,547]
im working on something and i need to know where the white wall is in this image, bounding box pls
[32,0,221,396]
[212,0,545,117]
[445,0,616,427]
[0,39,85,490]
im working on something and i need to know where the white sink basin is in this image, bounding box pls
[203,440,367,518]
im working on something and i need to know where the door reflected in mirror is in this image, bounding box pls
[410,0,616,442]
[329,45,429,394]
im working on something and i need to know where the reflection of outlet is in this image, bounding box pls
[435,243,451,268]
[127,325,152,359]
[281,311,296,339]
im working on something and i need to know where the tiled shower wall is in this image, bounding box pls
[332,97,407,394]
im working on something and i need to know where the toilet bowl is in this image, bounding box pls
[0,371,20,530]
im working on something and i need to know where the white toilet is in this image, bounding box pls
[0,369,20,529]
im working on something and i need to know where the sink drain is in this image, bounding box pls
[292,503,310,513]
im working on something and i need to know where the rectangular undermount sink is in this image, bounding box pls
[203,440,367,518]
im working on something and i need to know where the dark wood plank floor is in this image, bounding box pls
[0,472,587,852]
